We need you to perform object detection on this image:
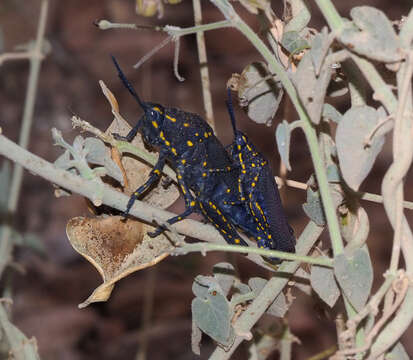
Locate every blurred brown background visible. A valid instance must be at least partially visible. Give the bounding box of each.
[1,0,412,359]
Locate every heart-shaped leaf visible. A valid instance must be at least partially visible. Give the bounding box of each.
[339,6,402,63]
[302,187,326,226]
[334,247,373,311]
[275,120,292,171]
[192,285,233,346]
[293,53,332,124]
[311,262,340,307]
[310,27,331,75]
[336,106,386,191]
[238,62,284,126]
[213,262,236,297]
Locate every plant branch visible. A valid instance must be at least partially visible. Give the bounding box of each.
[0,0,49,278]
[173,242,333,267]
[209,221,324,359]
[192,0,215,128]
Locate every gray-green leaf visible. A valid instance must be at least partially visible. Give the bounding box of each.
[275,120,292,171]
[284,0,311,33]
[310,27,331,75]
[302,187,326,226]
[323,103,342,124]
[213,262,236,297]
[311,262,340,307]
[0,160,11,209]
[336,106,385,191]
[281,31,309,54]
[192,285,233,346]
[334,247,373,311]
[293,53,332,124]
[385,342,410,360]
[238,62,283,126]
[338,6,402,63]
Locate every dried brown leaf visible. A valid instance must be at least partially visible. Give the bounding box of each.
[67,216,176,308]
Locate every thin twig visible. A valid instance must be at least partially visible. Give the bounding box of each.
[173,242,333,267]
[192,0,215,128]
[0,0,49,278]
[0,52,34,65]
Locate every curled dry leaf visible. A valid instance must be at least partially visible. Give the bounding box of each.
[67,216,175,308]
[101,81,179,209]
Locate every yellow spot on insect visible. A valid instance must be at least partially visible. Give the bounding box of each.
[204,132,208,138]
[181,159,186,165]
[203,161,207,167]
[195,133,199,137]
[208,132,212,136]
[242,136,246,142]
[228,234,232,238]
[171,148,177,155]
[178,216,182,220]
[258,236,261,240]
[166,115,176,122]
[237,145,241,151]
[154,169,160,175]
[241,197,246,201]
[268,234,272,239]
[247,144,252,152]
[251,182,256,187]
[153,106,163,113]
[187,140,194,147]
[226,166,231,171]
[160,131,165,140]
[254,176,258,181]
[212,203,217,209]
[202,173,207,177]
[190,201,196,207]
[235,239,240,244]
[242,170,246,174]
[183,123,189,127]
[260,245,264,248]
[165,140,170,146]
[217,209,222,215]
[152,121,158,128]
[249,194,252,199]
[208,201,212,205]
[251,163,256,167]
[134,192,138,195]
[177,174,182,179]
[226,188,231,193]
[222,229,227,234]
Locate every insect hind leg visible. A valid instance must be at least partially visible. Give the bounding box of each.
[148,206,196,238]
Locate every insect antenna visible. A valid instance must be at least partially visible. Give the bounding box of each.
[111,55,148,111]
[225,87,238,137]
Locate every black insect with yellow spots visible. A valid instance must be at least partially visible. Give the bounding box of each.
[225,88,296,253]
[111,57,249,246]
